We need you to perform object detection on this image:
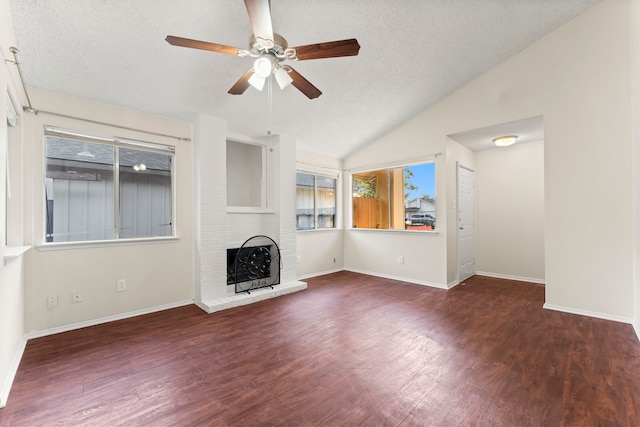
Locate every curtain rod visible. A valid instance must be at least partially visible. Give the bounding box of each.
[33,110,191,142]
[5,46,191,143]
[296,161,343,172]
[346,152,442,174]
[5,47,34,112]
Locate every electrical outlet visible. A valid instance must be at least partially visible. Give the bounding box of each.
[47,296,58,309]
[397,256,405,264]
[72,291,81,303]
[296,256,302,264]
[116,279,127,292]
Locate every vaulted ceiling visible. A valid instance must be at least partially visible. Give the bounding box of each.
[9,0,600,158]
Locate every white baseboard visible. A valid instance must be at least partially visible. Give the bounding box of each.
[297,268,344,280]
[344,268,448,290]
[447,280,461,289]
[476,271,545,285]
[0,336,27,408]
[543,303,634,325]
[25,300,194,340]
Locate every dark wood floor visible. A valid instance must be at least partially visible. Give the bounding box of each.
[2,272,640,426]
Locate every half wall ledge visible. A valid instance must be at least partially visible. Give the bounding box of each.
[196,280,307,314]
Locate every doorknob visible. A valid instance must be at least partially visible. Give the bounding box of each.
[459,227,464,230]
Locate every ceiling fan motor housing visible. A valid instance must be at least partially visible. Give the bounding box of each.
[249,33,296,62]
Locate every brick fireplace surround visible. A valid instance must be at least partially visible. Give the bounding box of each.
[191,114,306,313]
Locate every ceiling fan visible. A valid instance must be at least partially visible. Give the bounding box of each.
[165,0,360,99]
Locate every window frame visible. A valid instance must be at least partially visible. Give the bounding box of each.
[296,170,338,231]
[42,126,176,245]
[350,160,436,233]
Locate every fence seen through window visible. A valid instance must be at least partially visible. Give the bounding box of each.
[352,162,435,231]
[296,172,337,230]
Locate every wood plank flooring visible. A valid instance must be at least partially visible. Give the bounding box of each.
[1,271,640,426]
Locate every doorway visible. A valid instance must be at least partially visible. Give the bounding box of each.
[457,164,476,282]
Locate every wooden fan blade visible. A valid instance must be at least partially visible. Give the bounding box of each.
[228,69,254,95]
[244,0,274,48]
[165,35,241,56]
[285,66,322,99]
[292,38,361,61]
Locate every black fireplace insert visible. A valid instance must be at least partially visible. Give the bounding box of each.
[227,235,281,293]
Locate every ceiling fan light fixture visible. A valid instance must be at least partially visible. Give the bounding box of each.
[165,0,360,99]
[253,57,273,78]
[274,66,292,89]
[248,72,266,90]
[493,135,517,147]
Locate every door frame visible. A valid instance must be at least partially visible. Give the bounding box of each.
[457,162,477,282]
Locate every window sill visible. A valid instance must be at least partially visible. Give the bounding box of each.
[37,236,179,252]
[347,228,439,235]
[227,207,275,214]
[297,228,342,233]
[4,246,31,266]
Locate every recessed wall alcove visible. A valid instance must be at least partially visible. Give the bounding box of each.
[192,114,306,313]
[226,139,265,208]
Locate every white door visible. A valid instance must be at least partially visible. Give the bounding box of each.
[458,164,476,281]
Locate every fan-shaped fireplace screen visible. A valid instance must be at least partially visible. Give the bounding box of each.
[227,235,281,294]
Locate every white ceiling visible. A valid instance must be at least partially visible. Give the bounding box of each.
[9,0,599,158]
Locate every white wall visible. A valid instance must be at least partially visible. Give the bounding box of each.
[539,1,631,319]
[0,0,27,407]
[344,0,633,319]
[22,88,194,332]
[0,257,25,408]
[476,141,545,282]
[342,118,449,287]
[632,0,640,335]
[297,230,343,278]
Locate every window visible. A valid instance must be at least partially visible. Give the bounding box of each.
[296,171,337,230]
[352,162,435,231]
[44,128,174,243]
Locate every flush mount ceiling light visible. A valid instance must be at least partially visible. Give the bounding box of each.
[493,135,517,147]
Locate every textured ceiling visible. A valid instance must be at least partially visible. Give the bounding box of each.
[9,0,600,158]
